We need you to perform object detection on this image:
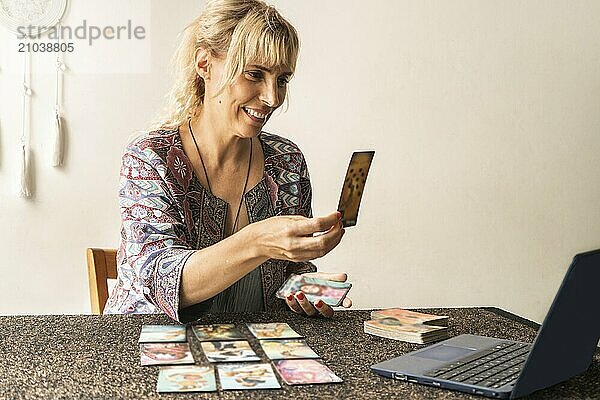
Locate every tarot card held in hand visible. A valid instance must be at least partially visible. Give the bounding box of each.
[200,341,260,363]
[337,151,374,227]
[156,365,216,392]
[138,325,187,343]
[192,324,245,341]
[276,274,352,306]
[260,339,320,360]
[140,343,195,366]
[273,359,343,385]
[217,363,281,390]
[246,323,303,339]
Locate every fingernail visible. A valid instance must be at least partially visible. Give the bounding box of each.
[315,300,323,308]
[296,292,305,301]
[286,294,294,301]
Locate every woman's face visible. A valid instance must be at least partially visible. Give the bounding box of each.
[206,56,292,138]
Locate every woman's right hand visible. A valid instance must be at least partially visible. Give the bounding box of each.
[250,211,344,262]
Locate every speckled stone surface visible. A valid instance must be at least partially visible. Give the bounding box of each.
[0,308,598,399]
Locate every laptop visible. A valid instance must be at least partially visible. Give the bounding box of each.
[371,249,600,399]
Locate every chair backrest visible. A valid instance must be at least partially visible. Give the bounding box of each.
[86,248,118,314]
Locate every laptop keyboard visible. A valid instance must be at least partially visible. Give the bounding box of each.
[424,342,532,389]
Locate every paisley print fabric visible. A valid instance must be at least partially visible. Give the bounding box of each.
[104,128,317,322]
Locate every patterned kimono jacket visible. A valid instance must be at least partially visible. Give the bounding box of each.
[104,128,316,323]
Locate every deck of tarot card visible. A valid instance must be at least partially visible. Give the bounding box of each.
[364,308,449,344]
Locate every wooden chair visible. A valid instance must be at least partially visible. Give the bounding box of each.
[86,248,118,314]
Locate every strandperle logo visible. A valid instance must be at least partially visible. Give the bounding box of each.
[17,20,146,46]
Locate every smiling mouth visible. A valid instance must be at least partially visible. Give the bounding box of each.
[243,107,269,123]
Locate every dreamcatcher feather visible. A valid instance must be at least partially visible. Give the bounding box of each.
[52,21,66,167]
[20,49,32,198]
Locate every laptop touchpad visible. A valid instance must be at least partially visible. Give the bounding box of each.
[414,345,475,362]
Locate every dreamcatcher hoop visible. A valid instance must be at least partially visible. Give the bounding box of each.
[0,0,67,36]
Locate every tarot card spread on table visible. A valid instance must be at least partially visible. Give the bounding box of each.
[260,339,320,360]
[157,365,216,392]
[218,363,281,390]
[138,325,187,343]
[192,324,245,341]
[273,359,343,385]
[140,343,195,366]
[200,341,260,363]
[246,323,303,339]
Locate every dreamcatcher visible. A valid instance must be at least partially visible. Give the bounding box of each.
[0,0,68,197]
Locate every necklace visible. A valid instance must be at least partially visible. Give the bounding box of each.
[188,118,253,235]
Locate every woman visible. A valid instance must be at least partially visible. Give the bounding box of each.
[105,0,351,323]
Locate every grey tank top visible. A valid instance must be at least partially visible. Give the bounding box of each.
[207,265,264,312]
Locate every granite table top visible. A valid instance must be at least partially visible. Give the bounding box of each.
[0,308,598,399]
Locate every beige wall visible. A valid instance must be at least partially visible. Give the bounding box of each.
[1,0,599,323]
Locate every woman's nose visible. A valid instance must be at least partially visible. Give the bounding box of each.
[259,81,280,108]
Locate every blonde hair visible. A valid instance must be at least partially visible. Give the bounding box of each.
[152,0,300,130]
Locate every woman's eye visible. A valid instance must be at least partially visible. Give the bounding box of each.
[246,71,263,80]
[277,78,289,87]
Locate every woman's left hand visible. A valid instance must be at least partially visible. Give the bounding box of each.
[284,272,353,318]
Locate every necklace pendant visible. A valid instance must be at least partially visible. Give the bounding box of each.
[188,118,253,237]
